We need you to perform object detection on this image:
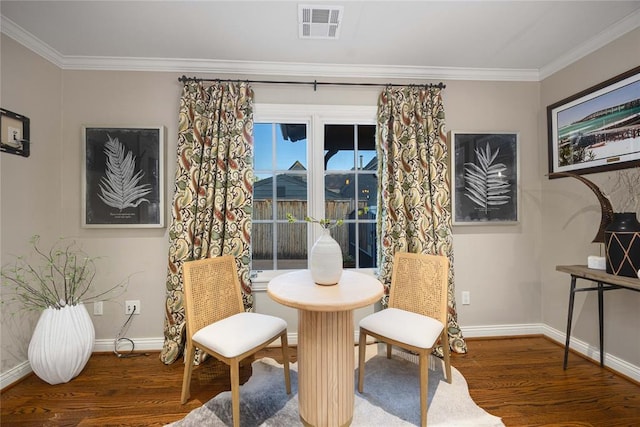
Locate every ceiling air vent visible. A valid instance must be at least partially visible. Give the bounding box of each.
[299,4,343,39]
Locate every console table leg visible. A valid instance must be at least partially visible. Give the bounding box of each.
[564,276,577,370]
[598,281,604,367]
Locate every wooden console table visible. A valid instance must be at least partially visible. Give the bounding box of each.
[556,265,640,369]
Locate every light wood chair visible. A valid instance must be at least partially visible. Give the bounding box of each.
[358,252,451,427]
[180,255,291,427]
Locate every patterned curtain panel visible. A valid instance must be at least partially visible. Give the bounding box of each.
[160,81,255,364]
[376,86,467,355]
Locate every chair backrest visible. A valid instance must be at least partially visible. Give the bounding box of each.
[182,256,245,336]
[388,252,449,325]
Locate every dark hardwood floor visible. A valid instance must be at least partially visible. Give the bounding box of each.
[1,336,638,426]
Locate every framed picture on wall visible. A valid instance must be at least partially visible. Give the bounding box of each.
[1,108,30,157]
[449,131,519,225]
[547,65,640,177]
[82,126,165,228]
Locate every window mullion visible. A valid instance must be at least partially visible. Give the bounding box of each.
[271,123,279,270]
[309,114,325,245]
[353,124,360,267]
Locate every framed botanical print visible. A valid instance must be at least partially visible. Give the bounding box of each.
[82,126,165,228]
[450,131,519,225]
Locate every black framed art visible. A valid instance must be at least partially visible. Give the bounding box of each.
[547,65,640,177]
[450,131,519,225]
[82,126,165,228]
[1,108,30,157]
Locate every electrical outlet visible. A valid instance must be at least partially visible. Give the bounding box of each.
[8,126,21,142]
[6,126,22,148]
[462,291,471,305]
[125,300,141,315]
[93,301,103,315]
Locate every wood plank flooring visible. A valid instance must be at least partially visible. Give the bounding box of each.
[1,336,638,426]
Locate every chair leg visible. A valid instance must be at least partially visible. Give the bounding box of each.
[442,331,452,384]
[386,343,392,359]
[180,343,196,404]
[280,331,292,394]
[357,329,367,393]
[419,351,429,427]
[230,361,241,427]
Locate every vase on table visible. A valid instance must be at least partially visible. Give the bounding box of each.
[604,212,640,278]
[309,229,343,285]
[28,303,95,385]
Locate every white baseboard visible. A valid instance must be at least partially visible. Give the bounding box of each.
[460,322,639,382]
[461,322,545,338]
[540,324,640,382]
[4,323,638,388]
[0,360,32,390]
[0,338,166,390]
[94,337,165,354]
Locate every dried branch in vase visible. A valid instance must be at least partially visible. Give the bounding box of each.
[604,167,640,214]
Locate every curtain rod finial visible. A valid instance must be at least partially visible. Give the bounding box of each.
[178,75,201,83]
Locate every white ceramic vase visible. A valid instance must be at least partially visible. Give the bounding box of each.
[28,303,95,385]
[310,229,343,285]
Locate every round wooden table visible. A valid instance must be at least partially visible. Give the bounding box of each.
[267,270,383,427]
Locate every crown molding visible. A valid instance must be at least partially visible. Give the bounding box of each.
[60,55,541,82]
[1,15,64,68]
[539,8,640,80]
[2,10,639,83]
[0,14,539,81]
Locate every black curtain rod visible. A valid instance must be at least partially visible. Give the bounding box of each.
[177,75,445,91]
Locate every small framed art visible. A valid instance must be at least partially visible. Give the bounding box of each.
[1,108,30,157]
[450,131,519,225]
[82,126,165,228]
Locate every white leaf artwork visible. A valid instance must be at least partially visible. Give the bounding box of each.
[463,143,511,214]
[98,135,152,211]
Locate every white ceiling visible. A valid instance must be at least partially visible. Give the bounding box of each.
[1,1,639,81]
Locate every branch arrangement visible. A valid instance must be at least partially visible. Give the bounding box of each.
[1,235,128,311]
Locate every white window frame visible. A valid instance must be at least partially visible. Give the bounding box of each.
[252,104,378,285]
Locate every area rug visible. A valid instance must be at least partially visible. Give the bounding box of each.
[167,350,504,427]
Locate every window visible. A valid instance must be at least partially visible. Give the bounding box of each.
[324,124,377,268]
[252,121,309,271]
[252,105,378,274]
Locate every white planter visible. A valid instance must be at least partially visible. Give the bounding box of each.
[310,230,343,285]
[28,303,95,385]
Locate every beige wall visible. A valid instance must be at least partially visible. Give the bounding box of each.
[446,80,542,327]
[60,71,179,342]
[1,35,64,372]
[540,28,640,366]
[1,27,638,379]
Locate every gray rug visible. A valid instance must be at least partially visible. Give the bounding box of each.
[167,354,504,427]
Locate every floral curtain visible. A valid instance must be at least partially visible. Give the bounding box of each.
[160,81,255,364]
[376,86,467,354]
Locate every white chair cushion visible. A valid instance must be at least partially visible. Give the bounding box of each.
[359,307,443,349]
[192,312,287,358]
